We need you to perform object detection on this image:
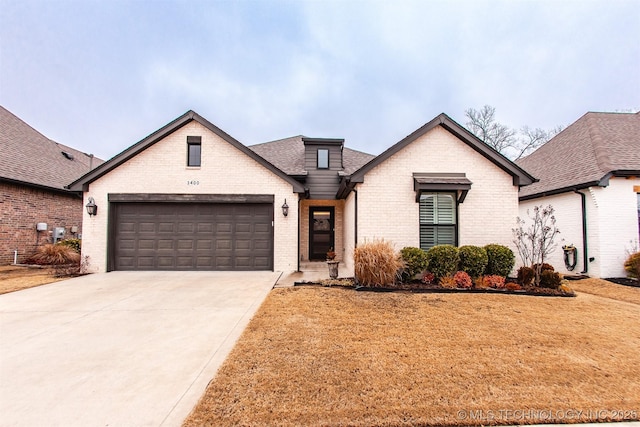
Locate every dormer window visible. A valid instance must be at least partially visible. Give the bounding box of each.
[317,149,329,169]
[187,136,201,167]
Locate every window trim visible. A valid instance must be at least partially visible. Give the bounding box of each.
[419,192,459,250]
[317,148,329,169]
[187,136,202,167]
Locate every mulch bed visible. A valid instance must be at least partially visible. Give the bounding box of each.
[605,277,640,287]
[295,279,575,297]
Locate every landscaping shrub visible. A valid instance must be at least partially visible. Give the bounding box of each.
[425,245,459,279]
[624,252,640,279]
[399,247,429,282]
[354,239,404,287]
[483,275,506,289]
[506,282,522,291]
[421,271,435,285]
[458,245,488,278]
[532,263,555,272]
[474,277,488,289]
[453,271,472,288]
[484,244,515,277]
[539,270,562,289]
[439,276,457,289]
[517,266,535,286]
[56,238,81,253]
[27,244,81,265]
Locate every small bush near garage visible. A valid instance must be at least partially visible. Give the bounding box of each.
[425,245,459,280]
[26,244,80,265]
[458,245,488,278]
[354,239,404,287]
[399,247,428,281]
[56,238,81,253]
[482,274,506,289]
[624,252,640,279]
[539,270,562,289]
[484,244,515,277]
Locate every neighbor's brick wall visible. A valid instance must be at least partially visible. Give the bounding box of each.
[82,121,299,273]
[354,126,520,268]
[0,181,83,265]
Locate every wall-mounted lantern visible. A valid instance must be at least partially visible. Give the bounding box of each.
[86,197,98,216]
[281,199,289,217]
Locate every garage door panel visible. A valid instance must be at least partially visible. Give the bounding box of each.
[112,202,273,271]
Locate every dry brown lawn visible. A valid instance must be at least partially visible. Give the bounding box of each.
[185,281,640,427]
[0,265,64,294]
[569,277,640,305]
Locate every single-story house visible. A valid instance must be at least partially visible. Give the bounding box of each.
[0,105,103,265]
[517,111,640,278]
[68,110,535,274]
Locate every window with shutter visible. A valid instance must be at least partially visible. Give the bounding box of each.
[419,192,457,250]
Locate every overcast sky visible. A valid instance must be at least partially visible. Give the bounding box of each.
[1,0,638,161]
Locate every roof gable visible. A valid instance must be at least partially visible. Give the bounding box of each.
[349,113,536,186]
[68,111,306,193]
[517,111,640,200]
[0,105,103,192]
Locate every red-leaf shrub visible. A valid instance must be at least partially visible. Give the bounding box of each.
[421,271,435,285]
[453,271,472,288]
[483,275,506,289]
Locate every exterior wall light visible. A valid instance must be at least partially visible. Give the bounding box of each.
[282,199,289,217]
[86,197,98,216]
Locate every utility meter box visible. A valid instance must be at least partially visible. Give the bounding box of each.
[36,223,48,231]
[53,227,65,243]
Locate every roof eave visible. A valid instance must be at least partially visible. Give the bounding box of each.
[68,111,306,194]
[2,177,82,197]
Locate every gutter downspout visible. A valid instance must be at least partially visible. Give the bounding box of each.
[297,196,301,272]
[353,188,358,249]
[574,189,588,274]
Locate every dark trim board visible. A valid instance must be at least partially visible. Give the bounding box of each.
[108,193,275,203]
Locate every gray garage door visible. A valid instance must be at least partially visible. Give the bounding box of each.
[111,203,273,271]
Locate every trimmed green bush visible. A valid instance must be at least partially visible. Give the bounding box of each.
[484,244,515,277]
[425,245,459,279]
[399,247,429,282]
[539,270,562,289]
[458,245,488,278]
[624,252,640,279]
[517,266,535,286]
[56,238,81,253]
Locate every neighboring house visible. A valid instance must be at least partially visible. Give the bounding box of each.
[517,111,640,278]
[68,110,535,274]
[0,106,103,265]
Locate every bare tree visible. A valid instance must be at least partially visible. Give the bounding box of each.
[512,205,561,286]
[465,105,562,160]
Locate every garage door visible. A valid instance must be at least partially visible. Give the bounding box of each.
[111,202,273,271]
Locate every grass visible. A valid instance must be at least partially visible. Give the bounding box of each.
[0,265,64,294]
[185,281,640,426]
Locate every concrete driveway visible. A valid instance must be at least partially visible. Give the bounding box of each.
[0,271,279,426]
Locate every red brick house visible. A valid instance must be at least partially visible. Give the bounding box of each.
[0,106,103,264]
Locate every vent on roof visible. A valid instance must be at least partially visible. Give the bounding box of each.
[61,151,74,160]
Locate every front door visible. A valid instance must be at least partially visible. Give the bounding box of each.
[309,207,334,260]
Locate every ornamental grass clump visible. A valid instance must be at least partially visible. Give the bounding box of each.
[27,244,81,265]
[458,245,488,278]
[354,239,404,287]
[399,247,429,282]
[624,252,640,279]
[425,245,459,279]
[484,244,515,277]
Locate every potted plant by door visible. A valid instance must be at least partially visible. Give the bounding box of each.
[326,248,339,279]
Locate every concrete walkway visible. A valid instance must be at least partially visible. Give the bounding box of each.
[0,271,279,427]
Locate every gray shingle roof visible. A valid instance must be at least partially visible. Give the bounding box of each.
[0,106,104,192]
[517,111,640,199]
[249,136,375,175]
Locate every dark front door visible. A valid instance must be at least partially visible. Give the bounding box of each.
[309,207,334,260]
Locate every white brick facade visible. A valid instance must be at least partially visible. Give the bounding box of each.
[81,121,299,273]
[519,177,640,278]
[343,126,521,269]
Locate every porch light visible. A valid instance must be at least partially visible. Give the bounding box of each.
[86,197,98,216]
[281,199,289,217]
